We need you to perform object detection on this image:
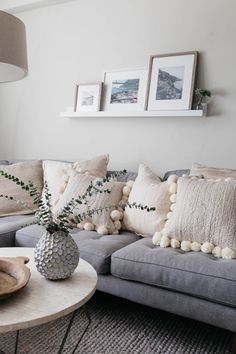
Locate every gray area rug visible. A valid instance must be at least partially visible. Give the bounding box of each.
[0,292,231,354]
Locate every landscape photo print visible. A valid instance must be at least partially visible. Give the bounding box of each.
[75,83,103,112]
[146,52,198,110]
[104,69,148,111]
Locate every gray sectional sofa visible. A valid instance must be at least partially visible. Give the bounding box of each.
[1,160,236,339]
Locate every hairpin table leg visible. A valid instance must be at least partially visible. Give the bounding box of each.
[71,305,91,354]
[58,305,91,354]
[14,331,19,354]
[58,310,77,354]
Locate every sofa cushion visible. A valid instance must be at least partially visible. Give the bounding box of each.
[0,214,36,247]
[16,225,140,274]
[111,237,236,307]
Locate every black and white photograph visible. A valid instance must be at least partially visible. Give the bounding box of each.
[104,69,148,111]
[146,52,197,110]
[156,66,184,100]
[75,83,103,112]
[110,79,140,104]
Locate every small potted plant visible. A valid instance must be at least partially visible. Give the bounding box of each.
[195,88,211,114]
[0,170,155,280]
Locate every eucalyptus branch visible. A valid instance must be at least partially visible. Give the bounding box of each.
[0,194,35,212]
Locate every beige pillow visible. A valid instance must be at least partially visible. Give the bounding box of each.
[42,154,109,206]
[53,171,125,235]
[123,164,171,237]
[191,163,236,179]
[154,176,236,259]
[0,160,43,216]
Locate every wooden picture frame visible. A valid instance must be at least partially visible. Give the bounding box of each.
[146,51,198,111]
[74,82,103,112]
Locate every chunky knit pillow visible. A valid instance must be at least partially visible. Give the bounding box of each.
[153,175,236,259]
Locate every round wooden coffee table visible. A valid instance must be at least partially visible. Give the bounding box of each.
[0,248,97,354]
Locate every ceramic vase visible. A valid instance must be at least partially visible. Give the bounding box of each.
[34,231,79,280]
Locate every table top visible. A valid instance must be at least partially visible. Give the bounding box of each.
[0,248,97,333]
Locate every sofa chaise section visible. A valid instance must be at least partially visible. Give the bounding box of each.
[15,224,140,274]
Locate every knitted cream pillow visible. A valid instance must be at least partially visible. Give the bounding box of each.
[42,154,109,206]
[191,163,236,179]
[123,164,171,237]
[53,171,126,235]
[0,160,43,216]
[153,176,236,259]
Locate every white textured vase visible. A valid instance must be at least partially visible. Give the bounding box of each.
[34,231,79,280]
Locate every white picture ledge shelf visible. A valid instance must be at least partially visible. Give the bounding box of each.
[60,110,204,118]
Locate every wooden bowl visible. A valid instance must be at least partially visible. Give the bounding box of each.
[0,256,31,300]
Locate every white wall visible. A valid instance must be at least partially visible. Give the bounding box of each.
[0,0,235,176]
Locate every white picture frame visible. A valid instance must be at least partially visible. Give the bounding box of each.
[146,52,198,111]
[103,68,148,111]
[75,82,103,112]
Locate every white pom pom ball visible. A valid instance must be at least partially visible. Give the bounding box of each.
[170,194,177,203]
[167,175,178,185]
[170,204,176,211]
[212,246,222,258]
[97,225,109,235]
[110,210,122,221]
[114,220,122,230]
[84,222,95,231]
[160,236,170,248]
[169,183,177,194]
[191,242,201,252]
[201,242,214,254]
[123,186,131,196]
[170,238,180,249]
[152,232,162,245]
[222,247,236,259]
[181,240,191,252]
[167,211,173,220]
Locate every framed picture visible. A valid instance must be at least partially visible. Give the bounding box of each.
[103,68,148,111]
[74,82,103,112]
[146,52,198,111]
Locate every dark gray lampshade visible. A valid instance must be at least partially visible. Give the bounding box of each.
[0,11,28,82]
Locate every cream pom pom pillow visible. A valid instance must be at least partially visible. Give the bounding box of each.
[123,164,171,237]
[153,175,236,259]
[53,171,125,235]
[42,154,109,206]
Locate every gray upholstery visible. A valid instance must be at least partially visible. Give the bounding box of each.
[97,275,236,332]
[0,214,36,247]
[16,225,140,274]
[111,237,236,307]
[163,169,190,181]
[107,170,137,182]
[0,160,9,165]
